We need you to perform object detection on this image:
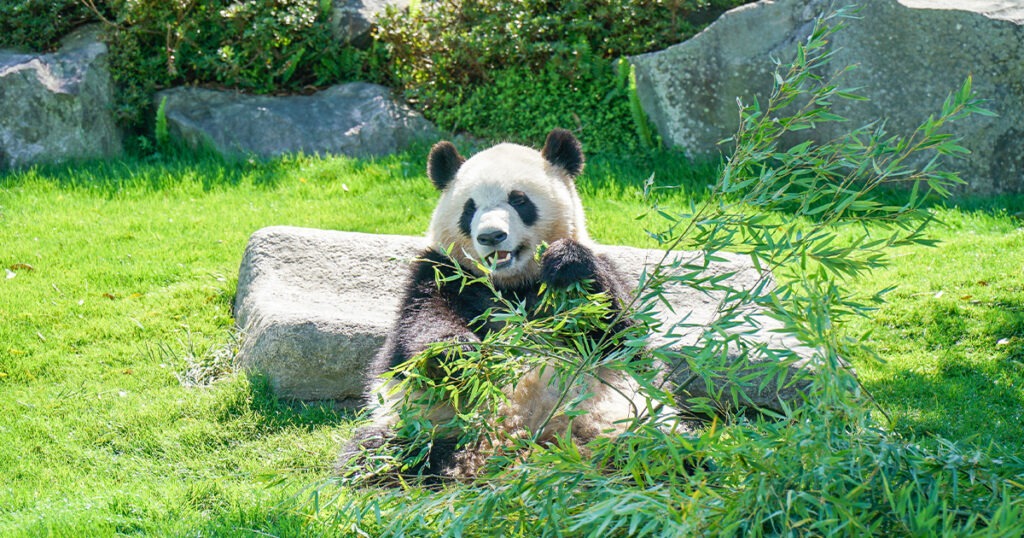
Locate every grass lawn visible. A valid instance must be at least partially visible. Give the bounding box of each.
[1,146,1022,535]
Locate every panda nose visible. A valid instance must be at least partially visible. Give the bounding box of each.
[476,230,508,246]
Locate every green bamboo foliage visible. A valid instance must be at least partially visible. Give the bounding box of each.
[323,8,1021,537]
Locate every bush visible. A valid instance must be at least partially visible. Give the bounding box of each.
[2,0,749,153]
[377,0,749,152]
[0,0,101,51]
[430,59,634,150]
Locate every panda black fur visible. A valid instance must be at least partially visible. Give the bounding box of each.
[340,129,648,479]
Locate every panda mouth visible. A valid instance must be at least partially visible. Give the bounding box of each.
[483,246,525,271]
[485,250,515,270]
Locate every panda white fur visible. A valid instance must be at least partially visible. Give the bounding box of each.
[340,129,650,479]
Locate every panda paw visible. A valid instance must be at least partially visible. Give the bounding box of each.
[336,425,395,473]
[541,239,599,288]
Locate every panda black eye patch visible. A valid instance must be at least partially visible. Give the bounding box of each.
[459,198,476,237]
[508,190,537,225]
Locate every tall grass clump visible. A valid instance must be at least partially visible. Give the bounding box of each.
[316,9,1022,536]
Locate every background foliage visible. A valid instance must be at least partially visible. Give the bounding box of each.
[377,0,747,151]
[0,0,747,151]
[0,0,97,51]
[0,0,386,133]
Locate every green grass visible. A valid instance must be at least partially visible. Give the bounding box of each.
[845,211,1024,445]
[0,147,1022,535]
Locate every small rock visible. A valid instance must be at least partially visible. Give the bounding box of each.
[329,0,411,46]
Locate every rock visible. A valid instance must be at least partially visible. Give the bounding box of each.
[234,226,819,412]
[329,0,410,46]
[0,25,123,168]
[156,82,438,159]
[234,227,423,402]
[631,0,1024,196]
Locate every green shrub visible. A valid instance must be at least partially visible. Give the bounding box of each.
[376,0,749,152]
[3,0,748,152]
[0,0,103,51]
[429,58,631,150]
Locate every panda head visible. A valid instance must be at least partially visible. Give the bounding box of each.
[425,129,592,288]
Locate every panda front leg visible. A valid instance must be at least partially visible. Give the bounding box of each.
[394,290,484,376]
[537,238,652,444]
[377,293,483,423]
[339,278,483,477]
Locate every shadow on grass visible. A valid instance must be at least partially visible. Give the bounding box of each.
[238,374,358,432]
[871,183,1024,224]
[582,148,721,202]
[166,480,346,538]
[0,151,284,193]
[185,511,342,538]
[4,137,1022,223]
[181,493,350,538]
[863,297,1024,446]
[865,364,1024,447]
[0,141,725,200]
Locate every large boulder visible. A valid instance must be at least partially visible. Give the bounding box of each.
[234,226,817,411]
[329,0,410,45]
[156,82,438,159]
[0,25,123,168]
[631,0,1024,195]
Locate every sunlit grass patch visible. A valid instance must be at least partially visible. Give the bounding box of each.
[0,139,1022,533]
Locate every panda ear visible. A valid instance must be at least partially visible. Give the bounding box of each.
[427,141,465,191]
[541,128,584,177]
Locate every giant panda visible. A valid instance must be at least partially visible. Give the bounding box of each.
[340,129,653,479]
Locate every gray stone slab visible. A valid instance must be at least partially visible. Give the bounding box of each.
[156,82,438,159]
[234,226,818,411]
